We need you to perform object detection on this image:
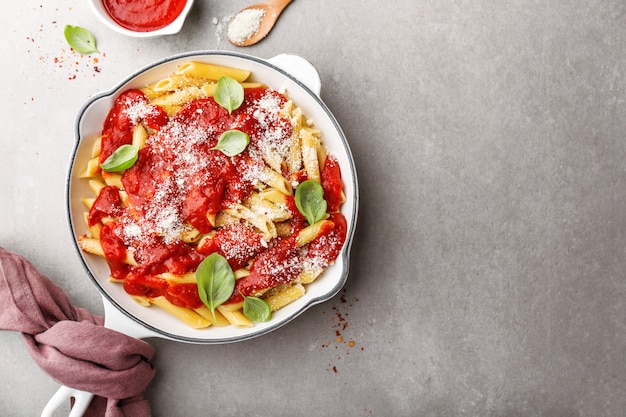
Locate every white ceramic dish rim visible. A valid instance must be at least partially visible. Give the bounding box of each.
[66,50,359,344]
[87,0,195,38]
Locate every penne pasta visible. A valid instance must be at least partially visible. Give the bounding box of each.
[194,306,231,326]
[131,295,151,307]
[91,136,102,158]
[78,236,105,257]
[88,178,106,196]
[296,219,333,247]
[259,166,293,195]
[245,192,291,222]
[76,60,347,330]
[174,61,251,82]
[257,188,288,205]
[78,236,137,266]
[81,197,95,210]
[148,82,265,108]
[150,296,211,329]
[223,203,277,240]
[153,74,208,92]
[80,156,100,178]
[149,86,207,108]
[82,212,101,239]
[157,272,197,284]
[264,283,305,312]
[132,124,148,149]
[103,173,123,188]
[217,305,253,327]
[301,128,321,182]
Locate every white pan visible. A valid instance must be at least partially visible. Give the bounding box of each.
[43,51,358,416]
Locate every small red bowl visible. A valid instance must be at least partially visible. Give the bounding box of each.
[87,0,195,38]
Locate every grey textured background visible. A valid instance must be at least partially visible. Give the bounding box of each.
[1,0,626,416]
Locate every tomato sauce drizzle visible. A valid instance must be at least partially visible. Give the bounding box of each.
[321,155,344,213]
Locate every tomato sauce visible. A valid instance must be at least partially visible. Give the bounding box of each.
[321,155,344,213]
[103,0,188,32]
[92,84,347,310]
[88,185,122,227]
[227,235,302,305]
[307,213,348,264]
[123,273,204,309]
[99,223,129,279]
[100,92,137,163]
[198,223,265,270]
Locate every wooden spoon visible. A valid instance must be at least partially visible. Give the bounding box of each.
[227,0,293,46]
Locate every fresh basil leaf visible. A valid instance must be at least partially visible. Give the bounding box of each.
[100,144,138,172]
[243,296,272,322]
[212,130,250,156]
[214,76,244,113]
[64,25,99,54]
[196,253,235,315]
[295,180,327,226]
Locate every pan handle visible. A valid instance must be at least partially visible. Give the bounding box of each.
[267,54,322,97]
[41,295,158,416]
[40,386,93,417]
[101,295,161,339]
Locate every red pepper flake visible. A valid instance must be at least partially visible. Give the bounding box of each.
[321,289,363,374]
[26,19,105,81]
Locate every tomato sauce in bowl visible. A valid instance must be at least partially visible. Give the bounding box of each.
[102,0,188,32]
[87,0,193,37]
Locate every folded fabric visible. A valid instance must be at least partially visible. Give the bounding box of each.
[0,247,155,417]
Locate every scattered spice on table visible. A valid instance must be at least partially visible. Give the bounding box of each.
[24,11,104,81]
[320,289,363,373]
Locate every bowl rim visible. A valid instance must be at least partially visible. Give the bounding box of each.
[66,50,359,344]
[86,0,195,38]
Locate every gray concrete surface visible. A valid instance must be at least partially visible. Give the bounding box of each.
[1,0,626,416]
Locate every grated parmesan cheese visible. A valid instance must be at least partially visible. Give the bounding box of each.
[227,8,265,45]
[118,88,296,249]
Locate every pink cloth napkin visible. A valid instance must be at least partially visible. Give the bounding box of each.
[0,247,155,416]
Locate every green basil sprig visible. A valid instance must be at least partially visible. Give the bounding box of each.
[64,25,99,54]
[213,130,250,156]
[295,180,327,226]
[196,253,235,316]
[214,76,244,113]
[243,296,272,322]
[100,144,139,172]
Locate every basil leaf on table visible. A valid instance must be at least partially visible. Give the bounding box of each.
[63,25,99,54]
[196,253,235,316]
[243,296,272,322]
[295,180,328,226]
[214,76,244,113]
[100,144,139,172]
[212,130,250,156]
